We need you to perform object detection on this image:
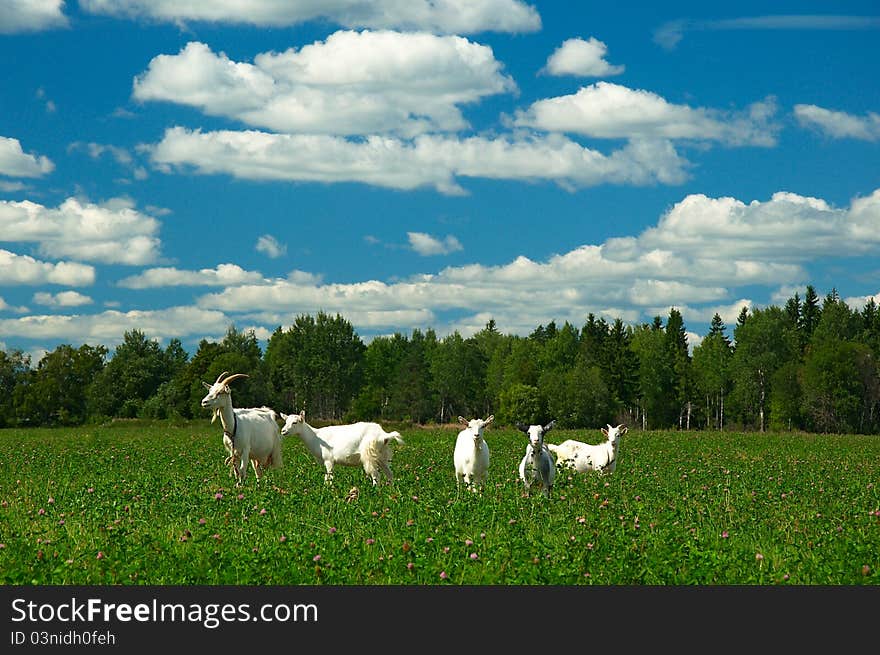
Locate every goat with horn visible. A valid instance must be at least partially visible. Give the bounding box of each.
[200,371,284,485]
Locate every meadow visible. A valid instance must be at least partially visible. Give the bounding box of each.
[0,421,877,585]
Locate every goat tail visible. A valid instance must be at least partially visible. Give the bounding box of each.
[363,429,402,458]
[362,433,390,468]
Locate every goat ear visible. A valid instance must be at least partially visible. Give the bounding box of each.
[543,420,556,432]
[280,412,288,420]
[515,422,529,434]
[601,426,609,436]
[458,416,468,425]
[299,410,306,419]
[618,424,628,434]
[485,415,494,425]
[202,381,211,390]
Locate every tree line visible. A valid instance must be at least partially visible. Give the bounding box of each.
[1,285,879,434]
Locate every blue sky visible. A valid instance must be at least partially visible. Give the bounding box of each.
[1,1,879,362]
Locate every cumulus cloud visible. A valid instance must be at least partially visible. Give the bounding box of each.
[515,82,779,146]
[256,235,286,259]
[0,136,55,178]
[0,296,29,314]
[9,187,880,346]
[408,232,463,256]
[637,188,880,261]
[654,15,880,50]
[0,0,67,33]
[185,187,880,340]
[844,291,880,312]
[0,249,95,286]
[81,0,541,33]
[149,126,689,194]
[794,104,880,141]
[33,290,93,307]
[661,299,753,329]
[132,34,516,137]
[0,306,230,347]
[0,197,162,265]
[543,37,624,77]
[118,264,265,289]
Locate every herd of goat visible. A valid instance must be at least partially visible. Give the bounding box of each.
[201,371,627,497]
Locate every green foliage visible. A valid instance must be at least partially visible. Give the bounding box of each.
[692,314,732,430]
[14,344,106,426]
[3,294,880,434]
[801,341,874,433]
[0,349,30,427]
[631,324,673,429]
[730,306,792,431]
[387,329,435,424]
[429,331,486,422]
[498,383,544,426]
[87,330,183,419]
[541,360,613,428]
[265,312,364,419]
[769,361,802,431]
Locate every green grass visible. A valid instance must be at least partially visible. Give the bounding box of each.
[0,422,877,585]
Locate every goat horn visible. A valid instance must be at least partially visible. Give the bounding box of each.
[215,371,230,384]
[218,373,249,387]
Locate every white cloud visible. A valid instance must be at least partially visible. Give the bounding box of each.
[408,232,463,256]
[543,37,624,77]
[515,82,779,146]
[0,197,162,265]
[133,34,516,137]
[68,141,134,165]
[0,136,55,178]
[794,104,880,141]
[661,299,753,329]
[247,308,436,331]
[654,15,880,50]
[118,264,265,289]
[0,180,27,192]
[638,188,880,261]
[185,187,879,340]
[149,126,689,194]
[8,187,879,346]
[0,296,29,313]
[0,249,95,286]
[0,306,230,346]
[844,292,880,312]
[33,290,93,307]
[256,235,286,259]
[0,0,67,33]
[81,0,541,33]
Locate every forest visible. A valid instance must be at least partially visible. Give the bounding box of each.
[1,285,879,434]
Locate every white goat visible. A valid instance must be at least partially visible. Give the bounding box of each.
[547,424,628,475]
[200,372,283,485]
[453,415,493,491]
[517,420,557,498]
[279,411,404,486]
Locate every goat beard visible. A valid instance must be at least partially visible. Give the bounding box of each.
[211,409,220,424]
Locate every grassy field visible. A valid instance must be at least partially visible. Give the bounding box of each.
[0,421,877,585]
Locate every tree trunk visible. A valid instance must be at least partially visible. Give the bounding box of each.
[758,370,765,433]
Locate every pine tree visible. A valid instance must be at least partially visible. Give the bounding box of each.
[800,285,821,339]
